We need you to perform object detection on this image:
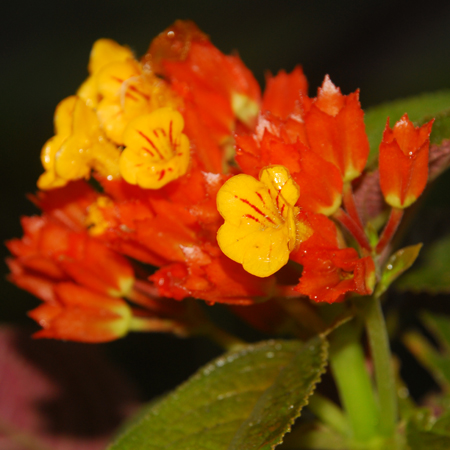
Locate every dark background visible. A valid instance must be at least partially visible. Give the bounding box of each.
[2,0,450,404]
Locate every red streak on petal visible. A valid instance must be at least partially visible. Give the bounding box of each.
[280,204,286,215]
[158,170,165,181]
[111,76,125,83]
[128,84,150,101]
[276,191,281,209]
[137,130,164,159]
[125,92,138,102]
[141,147,155,157]
[236,196,276,225]
[243,214,262,224]
[256,192,265,204]
[169,120,173,145]
[168,167,173,172]
[153,129,159,138]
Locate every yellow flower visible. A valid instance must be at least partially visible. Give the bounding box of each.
[216,165,313,277]
[95,59,154,145]
[120,107,190,189]
[38,97,121,189]
[77,39,135,109]
[38,96,77,189]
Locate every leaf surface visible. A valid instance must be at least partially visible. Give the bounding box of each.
[109,337,328,450]
[375,244,422,297]
[397,235,450,294]
[406,409,450,450]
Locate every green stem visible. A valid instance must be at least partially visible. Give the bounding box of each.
[329,320,379,443]
[362,295,398,438]
[199,323,246,351]
[308,392,349,436]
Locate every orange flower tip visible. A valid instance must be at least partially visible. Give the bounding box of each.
[217,165,313,278]
[231,92,260,128]
[380,114,433,209]
[316,75,344,117]
[255,115,281,141]
[120,107,190,189]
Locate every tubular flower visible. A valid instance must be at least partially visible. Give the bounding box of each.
[217,165,313,277]
[379,114,434,209]
[120,107,190,189]
[28,283,132,343]
[304,75,370,182]
[6,215,135,298]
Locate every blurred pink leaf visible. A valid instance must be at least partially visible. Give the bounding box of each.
[0,326,139,450]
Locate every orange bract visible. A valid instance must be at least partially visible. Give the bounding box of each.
[379,114,433,209]
[304,76,370,182]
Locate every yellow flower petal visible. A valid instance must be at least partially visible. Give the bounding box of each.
[97,60,144,100]
[54,96,77,136]
[37,96,79,190]
[217,220,291,278]
[120,107,190,189]
[96,96,151,146]
[216,165,312,277]
[77,76,99,109]
[78,39,135,109]
[88,39,134,75]
[53,98,120,181]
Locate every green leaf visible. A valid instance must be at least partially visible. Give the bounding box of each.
[364,90,450,167]
[406,409,450,450]
[423,312,450,353]
[426,110,450,146]
[375,244,423,297]
[403,331,450,390]
[397,235,450,294]
[109,337,328,450]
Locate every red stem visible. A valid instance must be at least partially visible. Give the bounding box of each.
[342,182,365,231]
[333,208,371,251]
[133,279,160,297]
[375,207,404,254]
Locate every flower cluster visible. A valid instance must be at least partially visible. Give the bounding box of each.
[7,21,433,342]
